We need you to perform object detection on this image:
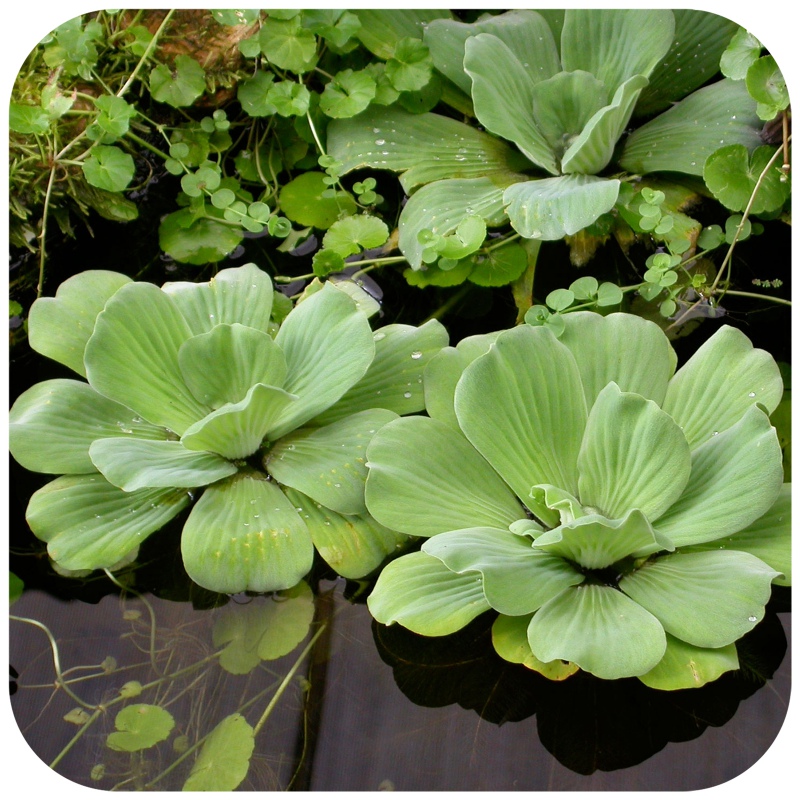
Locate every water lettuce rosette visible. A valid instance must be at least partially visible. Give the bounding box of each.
[9,264,447,593]
[365,312,790,689]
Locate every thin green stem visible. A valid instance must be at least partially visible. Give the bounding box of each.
[117,9,176,98]
[36,161,58,296]
[423,284,472,323]
[125,130,170,161]
[722,289,791,306]
[49,709,103,769]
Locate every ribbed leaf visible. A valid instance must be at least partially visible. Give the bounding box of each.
[267,409,397,515]
[464,34,558,173]
[577,383,691,521]
[654,406,783,547]
[327,105,529,193]
[619,550,779,648]
[9,379,169,474]
[26,474,190,571]
[638,633,739,691]
[89,438,237,491]
[561,9,674,94]
[661,325,783,449]
[365,416,524,537]
[316,320,449,422]
[284,487,408,579]
[271,284,374,438]
[620,78,763,176]
[455,324,587,498]
[398,175,518,269]
[181,384,297,460]
[528,584,667,679]
[504,174,620,240]
[558,311,677,408]
[355,9,451,60]
[492,614,579,679]
[181,473,314,593]
[27,270,131,377]
[367,551,491,636]
[161,263,274,336]
[84,282,210,435]
[178,324,287,408]
[423,526,584,616]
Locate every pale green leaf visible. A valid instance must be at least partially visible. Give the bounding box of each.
[84,282,210,435]
[27,270,131,377]
[107,704,175,752]
[319,68,376,118]
[82,145,135,192]
[365,416,524,537]
[504,174,620,240]
[720,27,763,81]
[27,474,190,571]
[259,17,317,73]
[619,550,779,648]
[181,473,314,593]
[279,172,357,229]
[492,614,579,679]
[149,55,206,106]
[9,379,169,474]
[528,584,667,679]
[558,311,677,408]
[422,527,584,616]
[661,325,783,449]
[385,37,432,92]
[355,9,451,60]
[638,633,739,690]
[367,551,490,636]
[161,263,274,336]
[267,409,397,515]
[322,215,388,257]
[182,714,255,791]
[89,438,237,491]
[577,383,691,521]
[159,210,244,265]
[455,324,587,498]
[654,406,783,547]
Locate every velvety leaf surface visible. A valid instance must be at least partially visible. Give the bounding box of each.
[491,614,579,679]
[181,473,314,593]
[27,270,131,377]
[619,550,779,648]
[89,438,237,491]
[27,474,190,570]
[529,484,584,527]
[107,704,175,752]
[464,34,558,173]
[527,584,667,679]
[680,483,791,585]
[271,284,374,438]
[422,527,584,615]
[558,312,677,408]
[637,633,739,691]
[577,383,691,521]
[532,511,670,569]
[178,324,287,408]
[398,176,518,269]
[653,406,783,547]
[161,263,274,336]
[84,281,210,435]
[503,174,620,240]
[316,320,449,422]
[619,78,763,176]
[560,8,674,94]
[285,487,408,578]
[9,379,169,474]
[455,325,587,498]
[212,582,314,674]
[367,551,491,636]
[661,325,784,449]
[181,384,298,460]
[327,105,529,193]
[182,714,255,791]
[267,409,397,515]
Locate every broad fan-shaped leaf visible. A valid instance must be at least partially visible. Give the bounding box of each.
[619,550,779,649]
[368,551,491,636]
[422,526,584,616]
[27,270,131,377]
[161,263,274,336]
[638,633,739,691]
[355,9,451,61]
[577,383,691,521]
[107,704,175,752]
[259,16,317,73]
[365,416,523,537]
[182,714,255,792]
[528,584,667,679]
[89,438,237,491]
[9,379,169,474]
[27,474,190,571]
[181,473,314,593]
[504,174,620,240]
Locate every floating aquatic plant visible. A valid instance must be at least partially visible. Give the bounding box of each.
[9,264,447,592]
[365,312,790,689]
